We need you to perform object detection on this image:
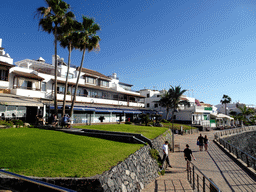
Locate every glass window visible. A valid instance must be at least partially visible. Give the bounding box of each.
[147,94,150,98]
[147,103,150,107]
[101,80,109,87]
[154,104,158,108]
[86,77,95,84]
[42,82,46,91]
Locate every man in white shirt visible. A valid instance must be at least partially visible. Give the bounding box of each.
[162,141,172,169]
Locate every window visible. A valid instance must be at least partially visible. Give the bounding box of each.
[65,72,73,79]
[154,104,158,108]
[86,77,96,84]
[147,94,150,98]
[42,82,46,92]
[0,70,8,81]
[157,95,160,97]
[100,80,109,87]
[147,103,150,107]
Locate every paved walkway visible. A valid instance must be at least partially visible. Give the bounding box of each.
[142,130,256,192]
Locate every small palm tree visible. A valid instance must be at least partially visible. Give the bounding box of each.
[159,86,189,152]
[220,94,231,115]
[69,16,101,117]
[36,0,74,115]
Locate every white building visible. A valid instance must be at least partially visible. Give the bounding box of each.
[140,89,222,128]
[0,38,148,124]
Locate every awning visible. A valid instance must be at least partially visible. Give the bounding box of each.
[73,107,95,111]
[95,109,113,113]
[123,110,142,114]
[216,114,234,120]
[12,71,45,81]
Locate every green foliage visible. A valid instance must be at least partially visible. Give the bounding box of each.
[0,128,143,177]
[73,124,168,140]
[0,120,14,127]
[150,149,162,167]
[11,119,24,126]
[161,119,169,123]
[139,114,150,126]
[125,121,132,124]
[159,169,165,175]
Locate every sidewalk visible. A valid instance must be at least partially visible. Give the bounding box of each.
[142,130,256,192]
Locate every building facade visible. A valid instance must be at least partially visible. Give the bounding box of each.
[0,38,148,124]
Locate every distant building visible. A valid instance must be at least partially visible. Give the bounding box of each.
[139,89,234,128]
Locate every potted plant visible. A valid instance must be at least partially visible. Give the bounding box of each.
[99,116,105,122]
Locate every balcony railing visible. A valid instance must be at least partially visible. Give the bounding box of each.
[0,76,8,81]
[13,86,41,91]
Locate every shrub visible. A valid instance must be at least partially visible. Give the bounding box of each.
[11,119,24,126]
[161,119,169,123]
[125,121,132,124]
[99,116,105,122]
[150,148,162,167]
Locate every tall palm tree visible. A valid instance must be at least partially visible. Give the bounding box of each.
[220,94,231,115]
[69,16,101,117]
[58,20,81,116]
[159,91,172,120]
[36,0,74,116]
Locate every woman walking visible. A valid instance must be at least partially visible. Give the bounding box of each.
[204,135,209,151]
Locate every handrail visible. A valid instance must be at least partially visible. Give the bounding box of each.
[0,169,76,192]
[187,161,221,192]
[215,131,256,170]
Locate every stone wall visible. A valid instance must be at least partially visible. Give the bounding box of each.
[0,129,172,191]
[222,131,256,158]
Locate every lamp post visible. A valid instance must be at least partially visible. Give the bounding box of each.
[191,112,193,134]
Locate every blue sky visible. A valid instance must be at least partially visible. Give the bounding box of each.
[1,0,256,105]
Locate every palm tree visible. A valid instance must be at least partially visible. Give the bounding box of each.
[69,16,101,117]
[58,20,81,116]
[158,91,172,120]
[220,94,231,115]
[159,86,189,152]
[36,0,74,116]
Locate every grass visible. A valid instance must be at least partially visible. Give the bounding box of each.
[0,128,144,177]
[161,122,197,130]
[73,124,168,139]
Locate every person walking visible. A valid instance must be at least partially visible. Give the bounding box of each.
[184,144,196,171]
[204,135,209,151]
[197,133,204,151]
[162,141,172,169]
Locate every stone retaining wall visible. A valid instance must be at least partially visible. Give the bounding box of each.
[0,129,172,191]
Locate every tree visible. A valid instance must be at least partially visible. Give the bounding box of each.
[220,94,231,115]
[58,19,81,116]
[69,16,100,117]
[159,86,190,152]
[36,0,74,116]
[158,91,172,120]
[238,105,255,123]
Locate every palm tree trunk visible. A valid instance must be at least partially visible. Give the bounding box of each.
[62,43,71,116]
[70,47,86,117]
[225,103,226,115]
[166,107,169,120]
[54,26,58,116]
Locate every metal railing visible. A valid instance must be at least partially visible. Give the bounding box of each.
[187,161,221,192]
[214,127,256,171]
[0,169,76,192]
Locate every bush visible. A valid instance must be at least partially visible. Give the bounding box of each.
[161,119,169,123]
[125,121,132,124]
[150,148,162,167]
[98,116,105,122]
[0,120,14,128]
[11,119,24,126]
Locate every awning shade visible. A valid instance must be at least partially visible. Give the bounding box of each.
[123,110,142,114]
[73,107,95,111]
[95,109,113,113]
[12,71,45,80]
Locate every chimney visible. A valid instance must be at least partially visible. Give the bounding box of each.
[52,55,60,66]
[112,73,117,79]
[0,39,2,48]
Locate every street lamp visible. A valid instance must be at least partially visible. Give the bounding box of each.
[191,112,193,134]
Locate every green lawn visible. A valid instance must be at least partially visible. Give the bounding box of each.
[0,128,143,177]
[73,124,168,139]
[161,123,197,130]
